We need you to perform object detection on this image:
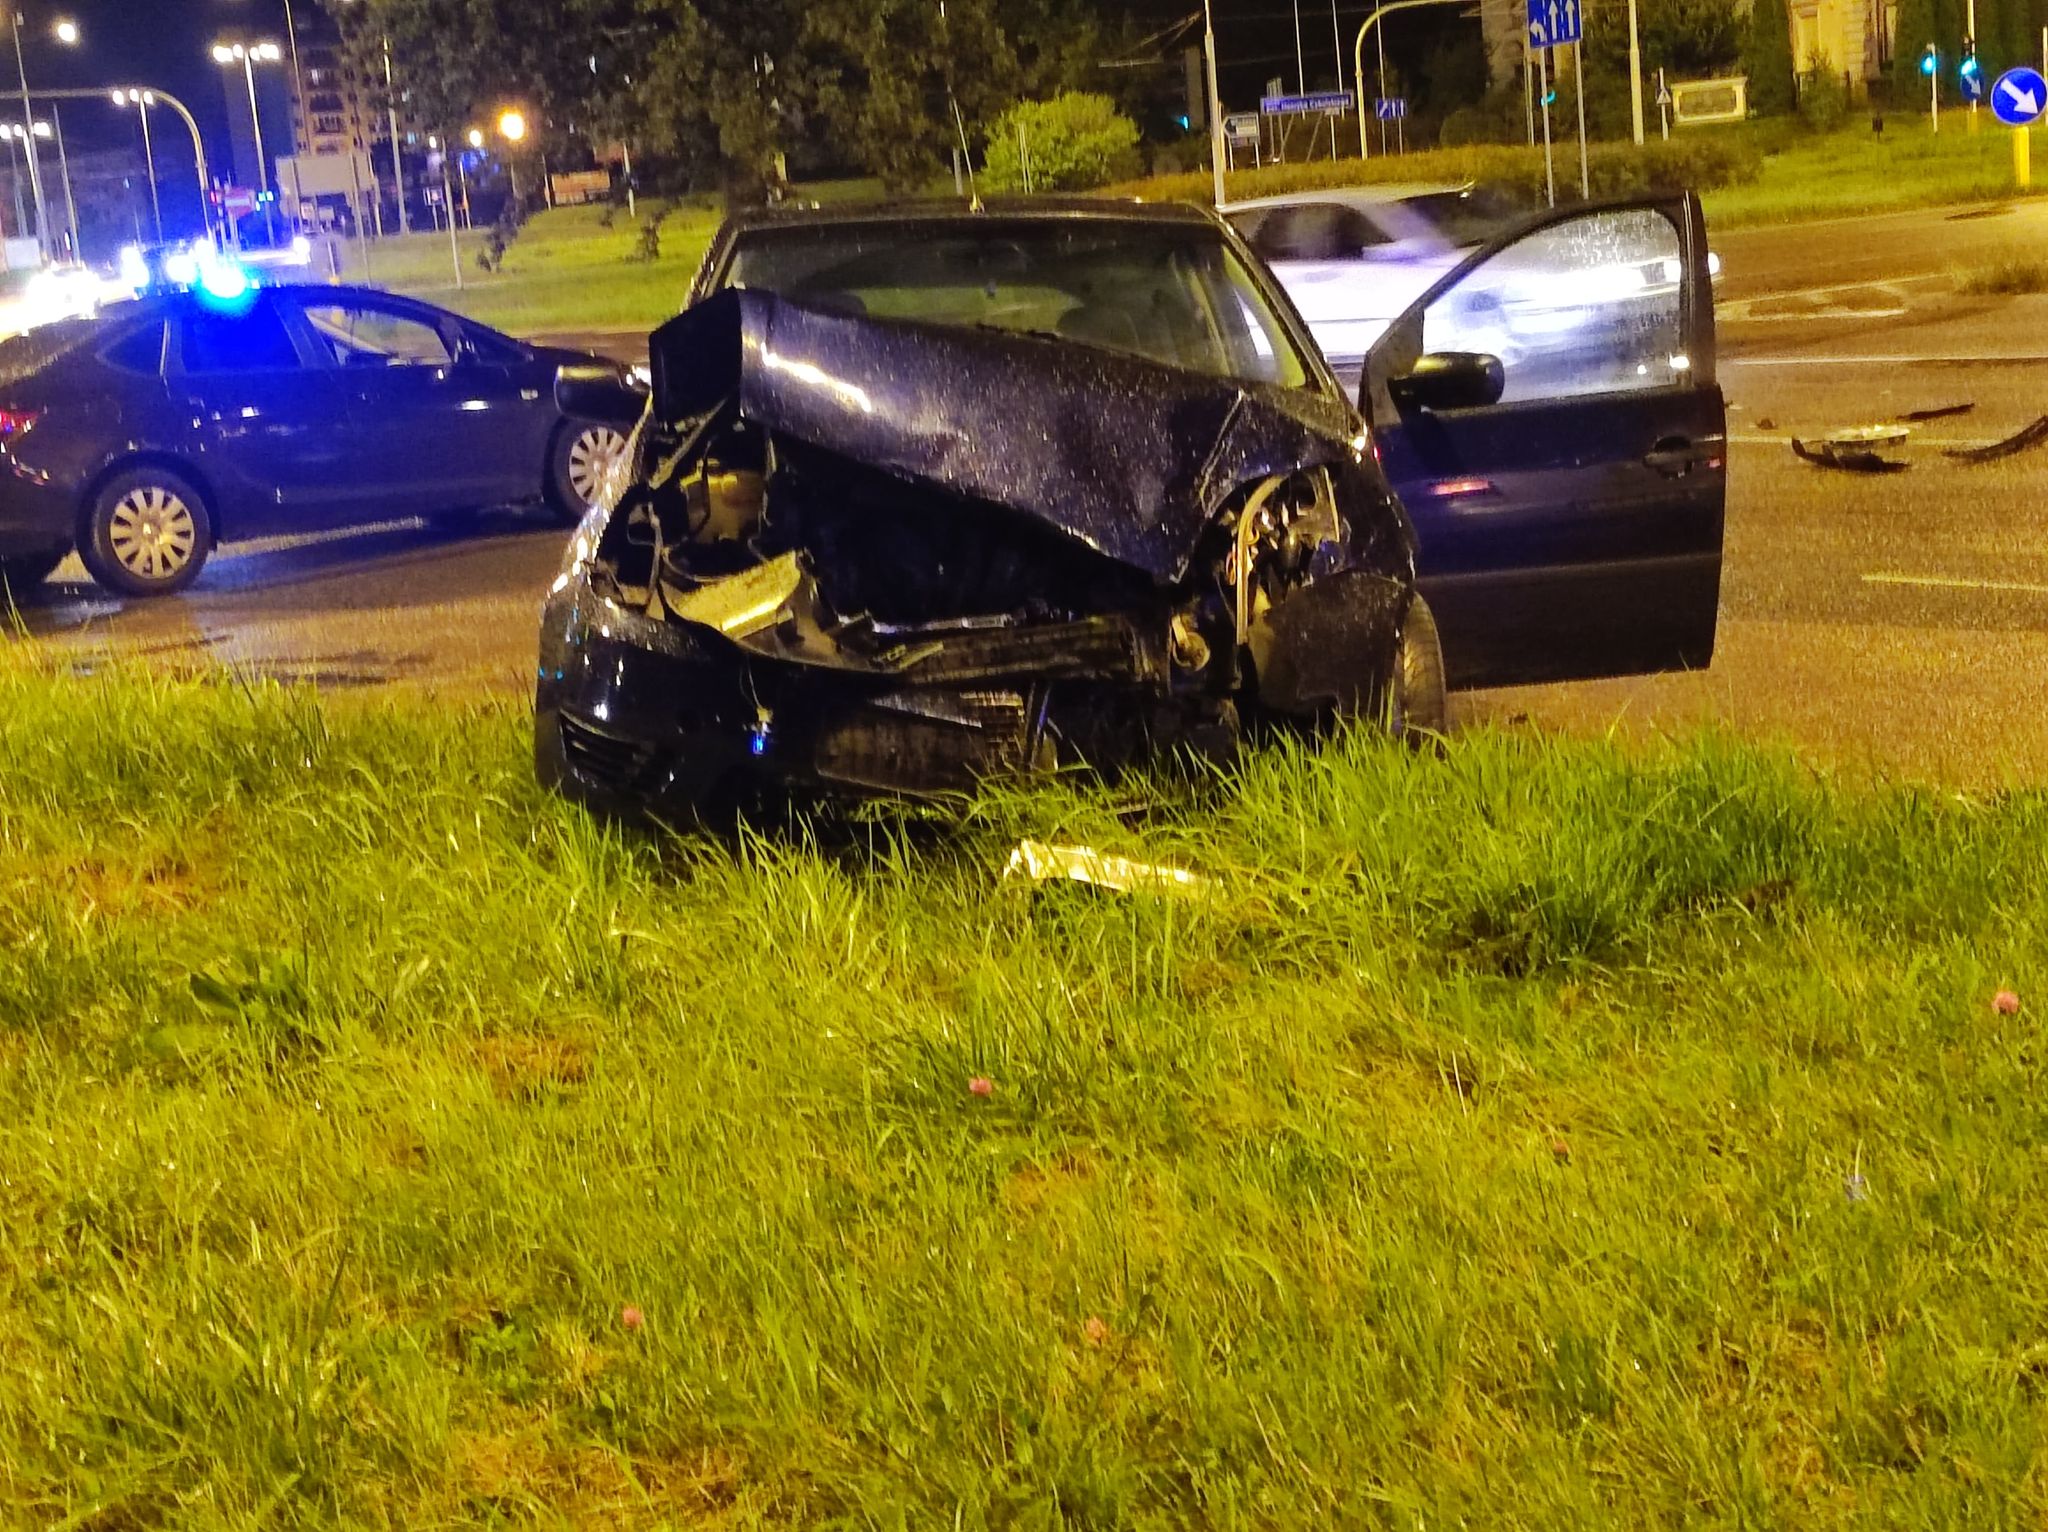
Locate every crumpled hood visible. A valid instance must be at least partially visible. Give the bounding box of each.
[649,287,1353,581]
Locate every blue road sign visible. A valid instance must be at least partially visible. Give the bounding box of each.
[1992,66,2048,125]
[1259,90,1354,115]
[1375,97,1408,120]
[1961,70,1986,104]
[1527,0,1581,50]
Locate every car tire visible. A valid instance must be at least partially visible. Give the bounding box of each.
[1391,592,1448,739]
[79,466,213,598]
[545,420,629,525]
[0,550,63,604]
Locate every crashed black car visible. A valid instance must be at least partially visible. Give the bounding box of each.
[537,197,1724,813]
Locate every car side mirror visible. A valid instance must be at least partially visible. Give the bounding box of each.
[555,363,645,424]
[1389,351,1505,413]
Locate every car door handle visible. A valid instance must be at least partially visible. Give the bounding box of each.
[1643,438,1700,477]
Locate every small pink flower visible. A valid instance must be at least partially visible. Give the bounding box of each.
[968,1076,993,1097]
[1994,989,2021,1016]
[620,1305,645,1332]
[1083,1315,1110,1347]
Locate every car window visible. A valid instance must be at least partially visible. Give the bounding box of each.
[1398,188,1529,248]
[180,304,301,372]
[102,320,166,375]
[723,220,1309,390]
[301,302,453,367]
[1419,207,1688,403]
[1249,204,1390,262]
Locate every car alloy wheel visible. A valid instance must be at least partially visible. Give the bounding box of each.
[106,485,199,584]
[565,425,628,511]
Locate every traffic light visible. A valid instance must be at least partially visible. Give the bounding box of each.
[1542,86,1558,105]
[1960,38,1980,80]
[1921,44,1940,76]
[1175,113,1192,131]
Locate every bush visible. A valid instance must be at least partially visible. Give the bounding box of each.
[1101,133,1763,210]
[1744,0,1797,114]
[1797,54,1850,131]
[981,92,1143,194]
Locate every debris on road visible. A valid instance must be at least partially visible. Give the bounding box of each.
[1944,415,2048,463]
[1894,402,1975,423]
[1001,838,1211,898]
[1785,436,1908,473]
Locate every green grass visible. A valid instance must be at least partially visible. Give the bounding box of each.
[349,200,722,335]
[1702,119,2048,226]
[1956,253,2048,294]
[3,655,2046,1524]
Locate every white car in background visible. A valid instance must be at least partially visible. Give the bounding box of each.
[1223,183,1528,385]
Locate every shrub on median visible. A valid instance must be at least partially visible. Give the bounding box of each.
[1101,133,1763,209]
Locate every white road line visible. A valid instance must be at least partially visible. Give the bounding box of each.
[1730,353,2048,366]
[1863,572,2048,596]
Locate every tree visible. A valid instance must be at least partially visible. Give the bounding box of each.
[979,93,1141,193]
[1742,0,1797,114]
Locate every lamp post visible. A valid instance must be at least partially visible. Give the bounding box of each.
[112,88,161,242]
[0,124,22,236]
[212,40,282,244]
[6,10,77,261]
[381,34,408,234]
[41,108,73,258]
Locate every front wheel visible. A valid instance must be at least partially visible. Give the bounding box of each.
[80,467,213,598]
[545,420,629,525]
[1391,592,1448,738]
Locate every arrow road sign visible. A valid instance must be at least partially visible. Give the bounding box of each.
[1528,0,1580,49]
[1993,66,2047,126]
[1375,97,1408,120]
[1962,70,1986,104]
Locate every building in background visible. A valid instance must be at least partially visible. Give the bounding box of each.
[288,12,374,160]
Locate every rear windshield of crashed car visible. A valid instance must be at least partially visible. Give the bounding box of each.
[719,221,1312,391]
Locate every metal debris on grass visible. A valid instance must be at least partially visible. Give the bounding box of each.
[1001,838,1211,898]
[1944,414,2048,463]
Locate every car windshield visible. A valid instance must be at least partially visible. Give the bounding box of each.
[722,219,1311,390]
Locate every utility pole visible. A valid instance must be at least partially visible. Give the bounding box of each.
[50,104,73,257]
[383,36,408,234]
[1292,0,1305,91]
[9,11,46,258]
[1204,0,1225,207]
[1329,0,1345,90]
[1627,0,1645,144]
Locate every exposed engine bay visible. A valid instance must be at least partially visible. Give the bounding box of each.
[537,288,1418,812]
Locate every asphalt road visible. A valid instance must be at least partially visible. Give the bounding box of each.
[9,201,2048,787]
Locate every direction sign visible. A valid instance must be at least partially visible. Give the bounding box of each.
[1527,0,1581,49]
[1992,66,2047,125]
[1962,70,1986,104]
[1375,97,1408,120]
[1259,90,1354,115]
[1224,111,1262,145]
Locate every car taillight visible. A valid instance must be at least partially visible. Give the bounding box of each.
[0,408,41,439]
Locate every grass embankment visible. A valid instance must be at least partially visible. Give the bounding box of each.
[3,659,2045,1524]
[346,200,720,334]
[1111,119,2048,229]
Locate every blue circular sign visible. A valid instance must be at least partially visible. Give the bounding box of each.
[1992,66,2047,126]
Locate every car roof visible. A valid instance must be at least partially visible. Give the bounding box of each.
[719,195,1223,233]
[1220,183,1469,214]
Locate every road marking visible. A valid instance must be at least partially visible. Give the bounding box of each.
[1730,353,2048,366]
[1863,571,2048,595]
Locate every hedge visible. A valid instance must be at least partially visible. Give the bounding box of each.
[1102,135,1763,208]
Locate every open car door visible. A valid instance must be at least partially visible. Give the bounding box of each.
[1360,195,1725,690]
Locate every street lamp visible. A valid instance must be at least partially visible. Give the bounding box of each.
[6,6,78,260]
[497,109,525,142]
[212,39,283,243]
[113,87,161,242]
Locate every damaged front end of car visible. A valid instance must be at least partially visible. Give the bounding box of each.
[536,288,1417,818]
